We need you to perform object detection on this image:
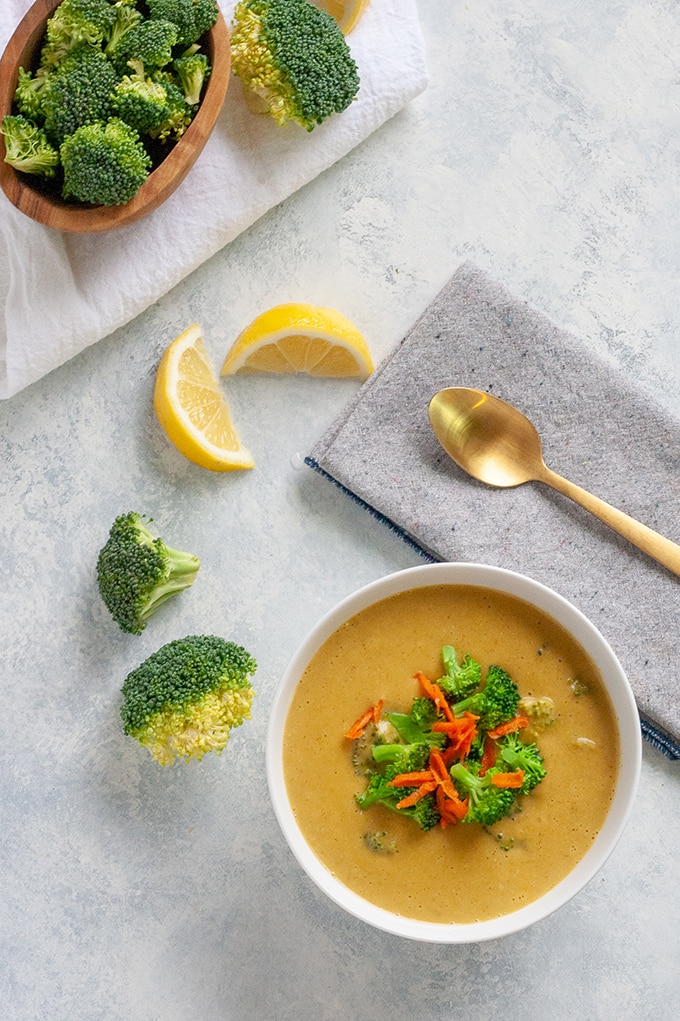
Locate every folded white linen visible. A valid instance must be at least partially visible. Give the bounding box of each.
[0,0,428,399]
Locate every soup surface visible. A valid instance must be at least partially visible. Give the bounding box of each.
[283,584,620,924]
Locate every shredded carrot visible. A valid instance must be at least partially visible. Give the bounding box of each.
[345,700,383,740]
[428,749,461,803]
[395,781,438,809]
[479,734,498,776]
[432,712,479,761]
[486,715,529,740]
[415,671,455,722]
[436,783,468,826]
[388,770,437,788]
[490,770,525,789]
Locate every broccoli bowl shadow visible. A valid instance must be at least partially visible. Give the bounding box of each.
[0,0,230,233]
[266,562,642,944]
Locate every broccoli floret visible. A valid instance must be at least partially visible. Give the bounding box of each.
[13,66,53,123]
[497,732,547,794]
[356,753,440,832]
[96,512,199,633]
[111,17,179,75]
[173,51,211,105]
[449,762,518,827]
[518,695,557,731]
[145,78,193,141]
[436,645,482,701]
[451,665,520,731]
[60,117,151,204]
[42,46,119,146]
[104,0,144,58]
[40,0,118,68]
[230,0,360,131]
[120,635,257,764]
[1,115,60,177]
[147,0,219,47]
[384,705,446,749]
[113,70,172,134]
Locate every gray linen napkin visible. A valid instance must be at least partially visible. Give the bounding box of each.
[307,262,680,758]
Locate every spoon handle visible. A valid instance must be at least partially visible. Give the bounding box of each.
[539,467,680,576]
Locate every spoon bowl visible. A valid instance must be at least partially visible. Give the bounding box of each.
[429,387,680,576]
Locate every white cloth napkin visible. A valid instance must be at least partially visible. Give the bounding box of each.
[0,0,428,399]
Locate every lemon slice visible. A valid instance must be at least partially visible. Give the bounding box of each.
[221,303,374,380]
[311,0,371,33]
[154,324,255,472]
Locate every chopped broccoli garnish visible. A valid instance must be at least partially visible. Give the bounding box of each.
[436,645,482,701]
[147,0,219,48]
[362,831,397,854]
[451,665,520,731]
[60,117,151,204]
[449,762,518,827]
[518,694,557,732]
[356,753,440,833]
[384,705,447,748]
[42,45,119,146]
[230,0,360,131]
[120,635,257,764]
[173,51,211,105]
[96,512,199,634]
[498,732,547,793]
[1,115,60,177]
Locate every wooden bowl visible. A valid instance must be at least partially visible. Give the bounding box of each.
[0,0,230,233]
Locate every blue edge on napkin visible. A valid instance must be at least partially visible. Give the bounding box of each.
[305,263,680,760]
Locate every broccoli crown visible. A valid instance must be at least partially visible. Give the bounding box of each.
[355,752,440,832]
[41,0,119,67]
[449,762,518,827]
[60,116,152,204]
[14,66,53,123]
[96,512,199,633]
[498,733,547,793]
[120,635,257,764]
[436,646,482,701]
[230,0,360,131]
[147,78,193,141]
[113,72,171,134]
[147,0,219,47]
[173,51,211,105]
[452,665,520,731]
[42,46,119,145]
[104,1,144,58]
[1,114,60,177]
[111,17,179,74]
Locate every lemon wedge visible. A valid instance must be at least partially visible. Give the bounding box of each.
[154,324,255,472]
[311,0,371,33]
[220,303,374,380]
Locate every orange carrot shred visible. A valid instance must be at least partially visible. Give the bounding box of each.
[479,734,498,776]
[395,781,438,809]
[345,700,383,740]
[486,715,529,740]
[490,770,525,789]
[415,671,455,722]
[388,770,436,788]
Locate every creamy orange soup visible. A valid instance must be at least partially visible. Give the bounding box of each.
[283,585,620,924]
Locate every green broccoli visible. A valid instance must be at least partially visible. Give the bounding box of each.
[147,0,219,47]
[356,751,440,832]
[497,732,547,794]
[104,0,144,58]
[230,0,360,131]
[146,78,193,141]
[449,762,518,827]
[96,512,199,634]
[518,694,557,732]
[42,46,120,146]
[120,635,257,764]
[436,645,482,701]
[13,66,53,123]
[451,664,520,731]
[111,17,179,75]
[1,115,60,177]
[173,51,211,105]
[60,117,151,204]
[40,0,118,68]
[113,70,172,134]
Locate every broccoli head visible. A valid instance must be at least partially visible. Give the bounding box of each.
[60,117,151,205]
[230,0,360,131]
[96,512,199,634]
[42,46,119,146]
[497,732,547,794]
[147,0,219,48]
[40,0,119,68]
[451,664,520,731]
[356,752,440,832]
[436,645,482,701]
[173,51,211,105]
[449,762,518,827]
[113,70,172,134]
[147,78,194,141]
[120,635,257,764]
[1,115,60,177]
[13,66,53,124]
[111,17,179,75]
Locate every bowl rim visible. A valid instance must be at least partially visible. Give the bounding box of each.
[266,561,642,943]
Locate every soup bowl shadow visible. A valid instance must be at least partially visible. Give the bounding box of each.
[266,562,642,944]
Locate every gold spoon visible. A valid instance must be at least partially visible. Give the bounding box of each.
[429,386,680,576]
